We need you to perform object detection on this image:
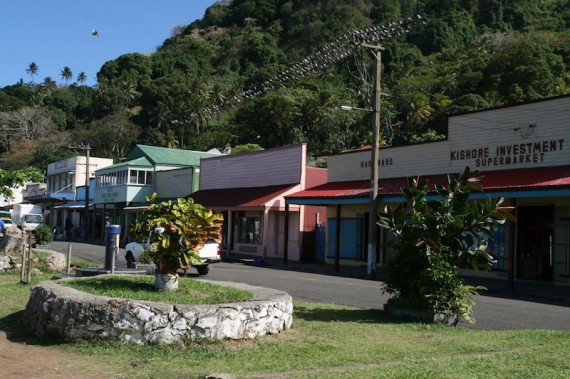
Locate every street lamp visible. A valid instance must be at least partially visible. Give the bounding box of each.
[341,43,383,277]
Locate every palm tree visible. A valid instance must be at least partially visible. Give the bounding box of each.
[42,76,57,96]
[164,128,180,149]
[60,66,73,84]
[26,62,39,83]
[77,72,88,84]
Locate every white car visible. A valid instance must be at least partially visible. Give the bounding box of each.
[125,238,221,275]
[1,217,14,231]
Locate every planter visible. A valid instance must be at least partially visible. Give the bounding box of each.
[384,304,458,326]
[154,272,179,291]
[135,263,156,275]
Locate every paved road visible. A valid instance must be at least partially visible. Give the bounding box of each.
[49,241,570,332]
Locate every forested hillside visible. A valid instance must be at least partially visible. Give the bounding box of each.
[1,0,568,173]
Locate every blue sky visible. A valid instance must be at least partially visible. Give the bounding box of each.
[0,0,218,87]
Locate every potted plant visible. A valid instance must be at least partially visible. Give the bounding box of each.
[131,194,223,291]
[378,167,515,324]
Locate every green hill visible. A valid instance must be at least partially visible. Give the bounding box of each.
[1,0,568,172]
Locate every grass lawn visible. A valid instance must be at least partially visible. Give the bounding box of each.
[1,271,569,378]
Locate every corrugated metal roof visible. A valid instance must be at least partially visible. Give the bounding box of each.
[286,165,570,201]
[189,184,297,208]
[96,157,152,172]
[127,145,221,166]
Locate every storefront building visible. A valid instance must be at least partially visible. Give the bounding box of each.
[286,95,570,284]
[189,144,327,262]
[94,144,222,243]
[23,156,113,239]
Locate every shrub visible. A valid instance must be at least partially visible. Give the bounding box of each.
[378,167,514,323]
[33,224,53,246]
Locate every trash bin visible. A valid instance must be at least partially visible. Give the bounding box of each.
[104,224,121,271]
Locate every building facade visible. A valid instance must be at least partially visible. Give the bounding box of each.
[189,144,327,262]
[94,145,222,243]
[287,95,570,284]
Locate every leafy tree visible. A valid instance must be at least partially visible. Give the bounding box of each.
[72,112,139,159]
[29,141,75,172]
[42,89,78,129]
[41,77,57,96]
[0,166,43,200]
[0,90,26,113]
[130,194,223,290]
[378,167,515,323]
[445,93,490,115]
[231,143,264,154]
[482,33,565,102]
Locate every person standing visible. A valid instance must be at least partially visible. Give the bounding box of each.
[64,218,73,241]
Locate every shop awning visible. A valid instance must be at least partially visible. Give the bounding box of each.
[122,206,148,213]
[286,165,570,205]
[53,201,94,209]
[189,184,297,208]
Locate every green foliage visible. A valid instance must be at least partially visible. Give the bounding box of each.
[231,143,264,154]
[0,167,43,200]
[131,194,223,275]
[33,224,53,246]
[378,167,515,322]
[1,1,568,158]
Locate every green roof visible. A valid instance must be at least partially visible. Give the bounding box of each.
[126,145,221,166]
[96,157,152,173]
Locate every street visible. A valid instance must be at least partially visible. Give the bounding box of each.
[49,241,570,332]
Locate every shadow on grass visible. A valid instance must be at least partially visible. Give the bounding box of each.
[0,310,69,346]
[293,304,415,325]
[65,276,156,292]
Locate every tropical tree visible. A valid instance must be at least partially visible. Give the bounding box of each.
[164,128,179,149]
[73,112,139,158]
[26,62,39,83]
[0,166,43,200]
[378,167,515,323]
[60,66,73,84]
[77,72,88,84]
[41,76,57,96]
[130,194,223,290]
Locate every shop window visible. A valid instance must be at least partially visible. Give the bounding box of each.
[236,213,262,244]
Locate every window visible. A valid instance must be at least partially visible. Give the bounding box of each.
[95,170,132,188]
[128,169,153,185]
[235,212,262,244]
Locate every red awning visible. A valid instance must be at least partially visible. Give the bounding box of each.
[286,165,570,200]
[189,184,298,208]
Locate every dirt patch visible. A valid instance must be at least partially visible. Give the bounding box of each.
[0,332,112,379]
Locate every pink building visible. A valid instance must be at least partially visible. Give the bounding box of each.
[189,144,327,262]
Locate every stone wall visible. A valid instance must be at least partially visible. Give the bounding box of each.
[24,275,293,345]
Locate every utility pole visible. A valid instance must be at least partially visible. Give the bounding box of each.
[69,143,91,240]
[361,43,383,277]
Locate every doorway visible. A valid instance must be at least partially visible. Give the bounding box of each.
[517,205,554,280]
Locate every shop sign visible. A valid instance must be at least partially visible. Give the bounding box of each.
[450,139,564,168]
